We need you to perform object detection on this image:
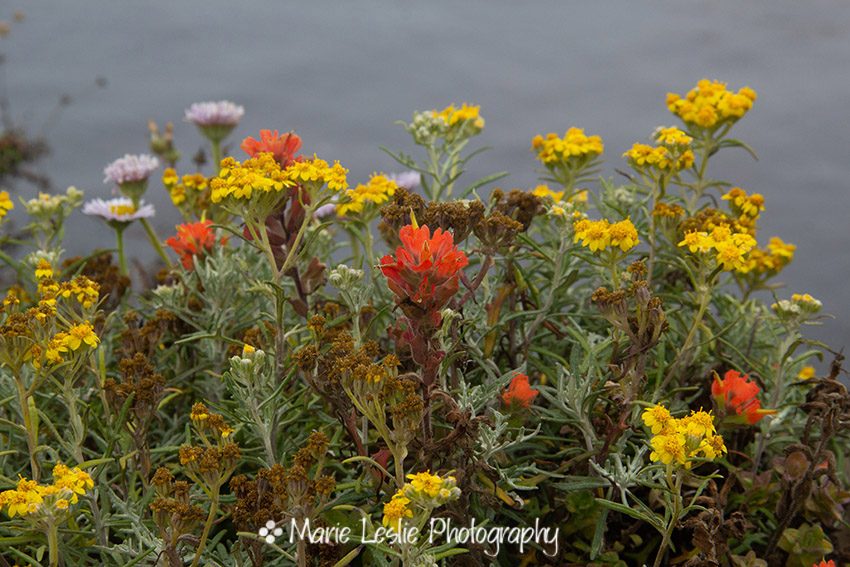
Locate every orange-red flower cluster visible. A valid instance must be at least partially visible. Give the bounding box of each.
[241,129,302,167]
[711,370,776,425]
[502,374,539,409]
[380,224,468,321]
[165,220,224,270]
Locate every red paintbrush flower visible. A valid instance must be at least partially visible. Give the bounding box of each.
[813,561,835,567]
[379,223,469,319]
[165,220,223,270]
[502,373,539,409]
[711,370,776,425]
[241,129,302,167]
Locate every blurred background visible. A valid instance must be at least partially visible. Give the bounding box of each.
[1,0,848,349]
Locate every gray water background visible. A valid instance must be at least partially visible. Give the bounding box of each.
[4,1,849,351]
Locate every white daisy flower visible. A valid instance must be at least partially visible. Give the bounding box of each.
[103,154,160,185]
[82,197,155,223]
[184,100,245,127]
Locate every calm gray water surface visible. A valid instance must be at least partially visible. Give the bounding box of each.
[5,1,849,350]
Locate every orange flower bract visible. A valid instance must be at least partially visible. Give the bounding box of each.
[379,224,468,318]
[711,370,776,425]
[165,220,223,270]
[241,129,302,167]
[502,373,540,409]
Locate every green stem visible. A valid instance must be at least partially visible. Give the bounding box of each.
[656,282,711,400]
[191,491,219,567]
[211,139,223,176]
[14,377,39,481]
[47,520,60,567]
[114,227,128,277]
[653,468,682,567]
[140,218,173,268]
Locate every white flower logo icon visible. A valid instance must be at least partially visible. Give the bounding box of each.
[258,520,283,544]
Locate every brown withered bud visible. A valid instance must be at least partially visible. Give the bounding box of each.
[490,188,543,230]
[421,200,485,242]
[473,210,524,252]
[378,188,427,245]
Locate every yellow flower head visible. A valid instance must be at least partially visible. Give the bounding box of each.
[336,173,398,216]
[210,152,294,203]
[62,321,99,351]
[667,79,756,129]
[654,126,693,147]
[573,218,610,252]
[531,184,565,202]
[607,219,639,252]
[382,491,413,529]
[797,366,816,380]
[162,167,179,187]
[283,155,348,192]
[406,471,445,498]
[34,259,54,280]
[436,103,485,130]
[642,405,674,435]
[532,127,604,166]
[643,405,725,468]
[0,190,14,219]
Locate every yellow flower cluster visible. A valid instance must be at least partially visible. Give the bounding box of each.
[435,103,485,130]
[381,471,461,530]
[0,190,13,219]
[652,202,685,219]
[740,236,795,275]
[772,292,822,319]
[210,153,294,203]
[797,366,816,380]
[162,168,209,207]
[532,184,588,204]
[284,155,349,192]
[678,225,757,271]
[0,463,94,518]
[791,293,822,311]
[189,402,234,438]
[667,79,757,129]
[38,321,99,367]
[642,405,726,468]
[336,173,399,217]
[722,186,765,233]
[405,471,457,500]
[573,218,639,253]
[624,127,695,173]
[382,491,414,528]
[532,128,604,166]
